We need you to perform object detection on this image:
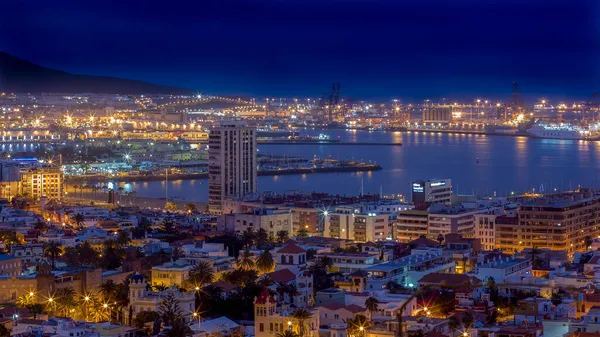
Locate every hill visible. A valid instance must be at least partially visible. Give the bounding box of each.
[0,52,194,95]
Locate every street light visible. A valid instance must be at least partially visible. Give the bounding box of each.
[287,321,292,331]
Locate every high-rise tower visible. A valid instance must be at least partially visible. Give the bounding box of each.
[208,122,257,214]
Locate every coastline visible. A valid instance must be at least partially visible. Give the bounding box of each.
[64,164,383,183]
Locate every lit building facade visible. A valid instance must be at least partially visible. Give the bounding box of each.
[20,168,63,200]
[208,122,257,214]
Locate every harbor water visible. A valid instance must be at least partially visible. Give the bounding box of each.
[120,129,600,202]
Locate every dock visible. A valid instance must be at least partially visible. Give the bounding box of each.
[258,140,402,146]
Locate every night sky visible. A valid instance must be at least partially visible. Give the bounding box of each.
[1,0,599,101]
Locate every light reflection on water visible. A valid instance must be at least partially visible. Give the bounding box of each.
[120,129,600,202]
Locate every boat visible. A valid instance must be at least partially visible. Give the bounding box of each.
[526,123,583,140]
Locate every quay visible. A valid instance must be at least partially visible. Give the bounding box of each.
[257,140,403,146]
[64,164,383,183]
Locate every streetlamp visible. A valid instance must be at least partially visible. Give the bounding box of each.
[288,321,293,331]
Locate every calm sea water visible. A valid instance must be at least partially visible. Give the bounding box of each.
[121,129,600,202]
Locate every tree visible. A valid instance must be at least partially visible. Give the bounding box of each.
[276,331,299,337]
[292,308,313,337]
[306,248,317,260]
[437,233,444,246]
[116,231,131,246]
[586,235,593,249]
[296,228,309,239]
[347,314,370,337]
[365,297,379,320]
[101,280,118,299]
[551,293,563,307]
[133,310,160,329]
[241,227,256,248]
[256,249,275,274]
[54,286,76,316]
[448,316,460,337]
[26,303,44,319]
[256,228,269,246]
[171,247,185,261]
[237,249,255,271]
[310,256,334,292]
[276,230,289,243]
[159,293,182,326]
[33,218,49,234]
[461,311,475,329]
[165,316,193,337]
[165,201,178,211]
[73,213,85,230]
[184,203,198,213]
[160,219,176,235]
[0,324,9,337]
[44,242,63,268]
[188,260,215,287]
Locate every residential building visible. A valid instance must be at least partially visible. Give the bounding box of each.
[318,303,367,327]
[10,244,44,264]
[321,252,380,273]
[208,122,257,214]
[218,208,293,238]
[498,190,600,255]
[362,249,455,290]
[20,168,63,200]
[150,261,192,287]
[395,209,428,243]
[254,289,320,337]
[0,255,22,276]
[128,274,195,323]
[411,179,452,205]
[474,256,531,283]
[323,209,390,242]
[474,213,497,251]
[427,204,478,240]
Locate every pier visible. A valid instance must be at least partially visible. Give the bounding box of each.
[257,140,403,146]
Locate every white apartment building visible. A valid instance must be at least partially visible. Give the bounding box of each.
[362,248,455,290]
[324,207,390,242]
[218,208,293,238]
[474,214,497,251]
[427,204,478,240]
[208,122,257,214]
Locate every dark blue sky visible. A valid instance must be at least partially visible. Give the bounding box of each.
[1,0,599,101]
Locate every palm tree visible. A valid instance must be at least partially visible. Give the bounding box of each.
[100,280,118,299]
[45,242,63,268]
[448,316,460,337]
[461,310,475,329]
[241,227,256,248]
[276,331,299,337]
[55,286,76,316]
[256,228,269,245]
[166,317,193,337]
[154,284,168,292]
[33,218,49,233]
[26,303,44,319]
[365,296,379,320]
[189,260,214,287]
[276,230,290,243]
[184,203,197,213]
[256,249,275,274]
[347,314,370,337]
[292,308,312,337]
[73,213,85,230]
[296,228,309,239]
[237,249,255,271]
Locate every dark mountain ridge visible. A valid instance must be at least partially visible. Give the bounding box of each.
[0,52,193,95]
